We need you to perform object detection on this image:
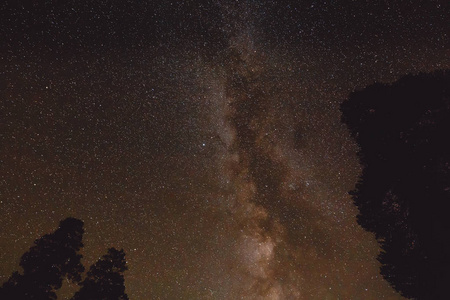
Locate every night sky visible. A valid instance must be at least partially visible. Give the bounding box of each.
[1,1,449,299]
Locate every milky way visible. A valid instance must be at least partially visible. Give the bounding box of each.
[193,23,395,298]
[1,1,449,299]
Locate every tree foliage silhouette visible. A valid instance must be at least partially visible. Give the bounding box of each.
[341,70,450,299]
[0,218,85,300]
[1,219,130,299]
[71,247,129,300]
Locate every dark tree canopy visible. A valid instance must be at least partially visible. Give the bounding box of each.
[71,247,129,300]
[0,217,85,300]
[341,70,450,299]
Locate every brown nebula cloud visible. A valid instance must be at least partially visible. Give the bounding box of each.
[195,16,402,295]
[206,30,335,298]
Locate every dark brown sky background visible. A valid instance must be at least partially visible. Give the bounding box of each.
[1,1,449,299]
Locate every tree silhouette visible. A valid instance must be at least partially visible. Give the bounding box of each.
[0,217,85,300]
[71,247,129,300]
[341,70,450,299]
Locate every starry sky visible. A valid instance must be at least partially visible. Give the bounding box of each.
[1,1,449,299]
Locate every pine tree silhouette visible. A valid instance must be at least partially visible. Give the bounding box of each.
[341,70,450,299]
[0,218,85,300]
[71,248,129,300]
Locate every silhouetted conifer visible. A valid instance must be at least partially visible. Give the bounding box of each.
[0,218,85,299]
[341,70,450,299]
[71,248,129,300]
